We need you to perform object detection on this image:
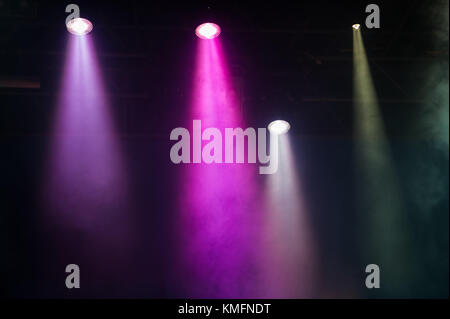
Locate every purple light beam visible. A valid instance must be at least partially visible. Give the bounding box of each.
[43,35,134,294]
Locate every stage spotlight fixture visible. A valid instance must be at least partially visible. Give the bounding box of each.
[352,24,361,30]
[268,120,291,135]
[66,17,93,36]
[195,22,221,39]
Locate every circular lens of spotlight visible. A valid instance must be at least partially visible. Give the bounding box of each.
[195,22,221,39]
[352,24,360,30]
[66,18,93,36]
[268,120,291,135]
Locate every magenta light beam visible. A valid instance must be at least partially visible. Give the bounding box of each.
[172,36,266,298]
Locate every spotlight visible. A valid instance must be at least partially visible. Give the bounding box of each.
[66,17,93,36]
[195,22,221,39]
[268,120,290,135]
[352,24,361,30]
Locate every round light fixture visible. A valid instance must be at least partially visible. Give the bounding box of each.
[67,18,93,36]
[352,24,361,30]
[268,120,291,135]
[195,22,221,39]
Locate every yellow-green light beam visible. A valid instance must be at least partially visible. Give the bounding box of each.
[353,29,414,297]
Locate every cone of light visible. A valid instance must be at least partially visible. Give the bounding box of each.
[172,36,264,298]
[353,30,413,296]
[261,133,318,297]
[42,35,134,293]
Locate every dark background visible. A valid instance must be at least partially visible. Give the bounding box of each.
[0,0,448,298]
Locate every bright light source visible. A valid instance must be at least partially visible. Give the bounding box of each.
[66,18,93,36]
[352,24,361,30]
[195,22,221,39]
[268,120,291,135]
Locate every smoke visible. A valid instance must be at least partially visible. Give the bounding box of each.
[402,0,449,297]
[409,0,449,213]
[419,0,449,155]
